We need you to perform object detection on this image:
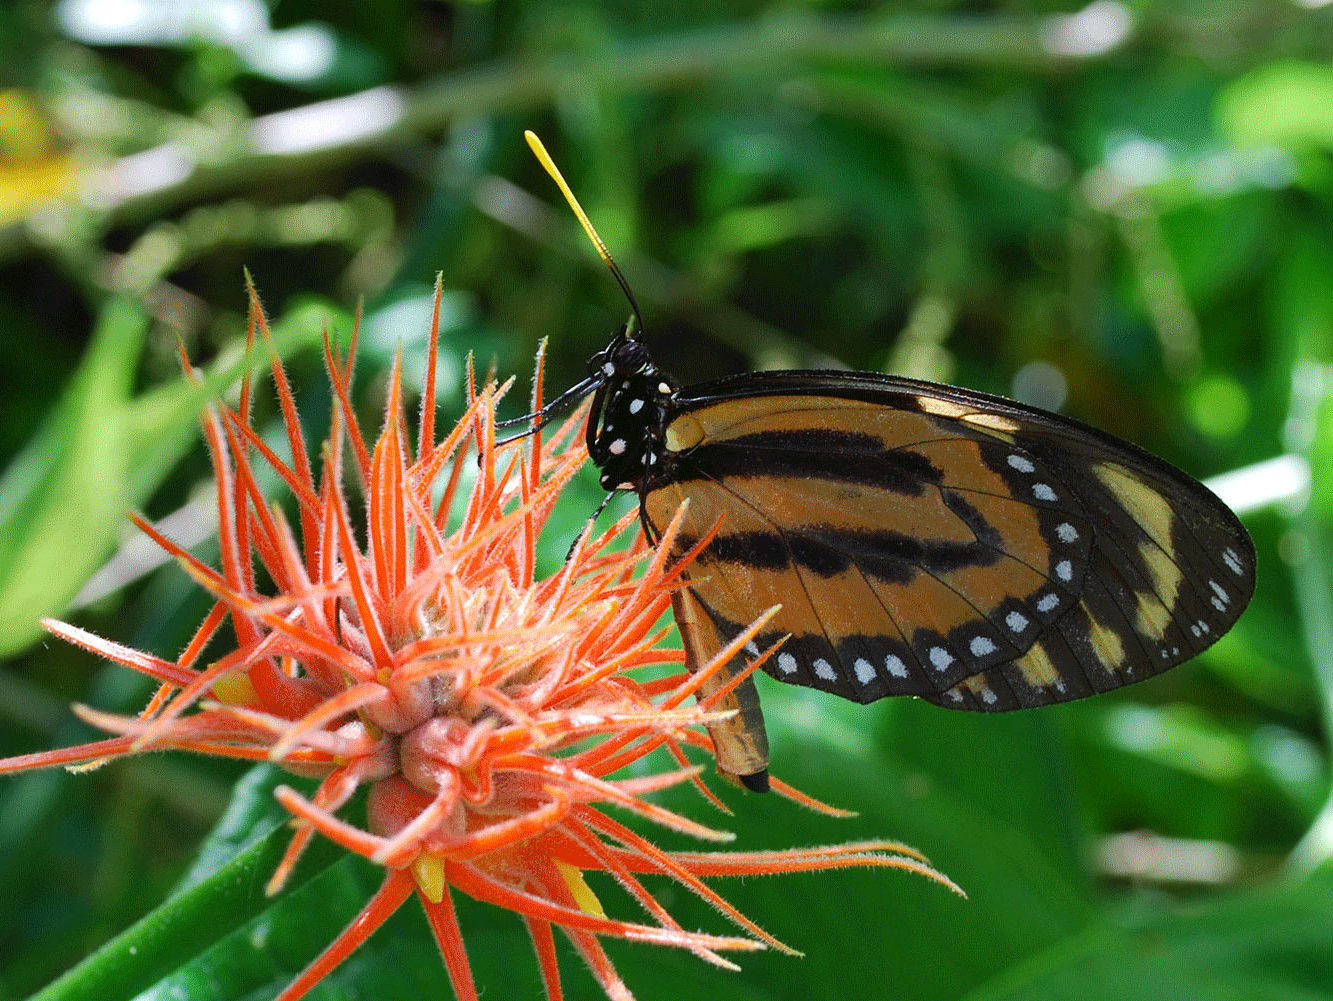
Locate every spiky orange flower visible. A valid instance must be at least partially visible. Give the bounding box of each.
[1,281,958,1001]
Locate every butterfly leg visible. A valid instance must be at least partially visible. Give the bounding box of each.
[564,490,622,563]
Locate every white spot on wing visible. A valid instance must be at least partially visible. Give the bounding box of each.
[1056,522,1079,543]
[628,398,644,414]
[745,641,760,657]
[970,636,997,657]
[777,652,798,675]
[1222,547,1243,575]
[929,646,954,671]
[1006,610,1029,633]
[980,687,998,705]
[813,658,836,681]
[885,654,909,678]
[854,658,876,683]
[1037,593,1060,613]
[608,438,627,455]
[1008,454,1036,473]
[1209,579,1229,604]
[1055,559,1073,582]
[1033,483,1057,502]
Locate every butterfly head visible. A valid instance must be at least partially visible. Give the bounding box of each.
[586,324,650,380]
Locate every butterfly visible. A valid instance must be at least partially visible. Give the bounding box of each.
[516,132,1255,791]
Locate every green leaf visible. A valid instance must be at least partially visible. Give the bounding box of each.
[1217,61,1333,151]
[129,854,387,1001]
[25,772,342,1001]
[964,865,1333,1001]
[174,765,294,892]
[0,298,321,658]
[0,297,155,657]
[592,691,1096,1001]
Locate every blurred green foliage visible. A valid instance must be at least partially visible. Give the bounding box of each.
[1,1,1332,999]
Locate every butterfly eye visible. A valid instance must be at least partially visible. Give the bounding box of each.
[613,339,649,374]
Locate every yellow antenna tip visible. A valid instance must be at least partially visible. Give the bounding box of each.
[523,129,645,333]
[524,129,547,160]
[523,130,611,265]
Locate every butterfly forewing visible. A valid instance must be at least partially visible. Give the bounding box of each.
[641,371,1255,712]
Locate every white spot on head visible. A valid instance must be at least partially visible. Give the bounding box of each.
[1037,593,1060,613]
[1008,454,1036,473]
[813,658,836,681]
[853,657,876,683]
[608,438,627,455]
[777,652,798,674]
[1222,547,1244,575]
[1006,610,1029,633]
[1055,559,1073,582]
[980,687,998,705]
[1056,522,1079,543]
[929,646,954,671]
[970,636,997,657]
[885,654,909,678]
[1033,483,1057,502]
[628,398,644,414]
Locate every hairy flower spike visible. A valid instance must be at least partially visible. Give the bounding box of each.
[1,280,960,1001]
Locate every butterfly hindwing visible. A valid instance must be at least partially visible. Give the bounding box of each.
[641,371,1254,712]
[922,403,1255,710]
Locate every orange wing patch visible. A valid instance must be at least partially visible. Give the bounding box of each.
[645,388,1252,713]
[643,399,1097,704]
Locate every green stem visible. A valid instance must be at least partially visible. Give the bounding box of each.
[1,12,1086,263]
[1285,362,1333,872]
[27,823,342,1001]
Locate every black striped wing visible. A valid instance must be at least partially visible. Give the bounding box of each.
[641,371,1254,711]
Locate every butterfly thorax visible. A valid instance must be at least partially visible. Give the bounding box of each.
[586,331,678,492]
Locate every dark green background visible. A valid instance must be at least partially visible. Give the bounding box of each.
[1,2,1331,999]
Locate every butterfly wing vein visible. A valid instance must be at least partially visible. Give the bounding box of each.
[642,381,1254,712]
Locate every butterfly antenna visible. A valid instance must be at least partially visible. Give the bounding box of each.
[525,130,645,338]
